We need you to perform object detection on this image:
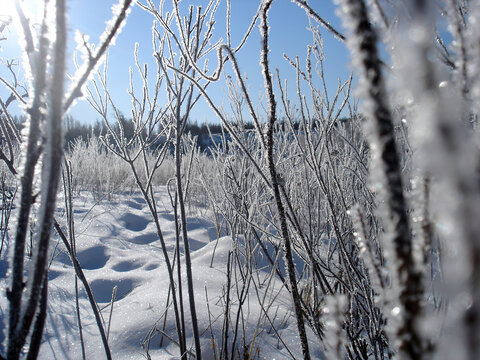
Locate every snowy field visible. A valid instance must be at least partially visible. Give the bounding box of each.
[1,188,324,359]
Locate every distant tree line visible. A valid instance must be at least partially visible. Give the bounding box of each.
[62,116,228,149]
[7,113,352,154]
[7,115,340,152]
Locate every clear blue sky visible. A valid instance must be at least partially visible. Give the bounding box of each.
[0,0,351,125]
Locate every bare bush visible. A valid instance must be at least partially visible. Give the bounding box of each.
[65,134,175,198]
[2,0,480,359]
[0,1,134,358]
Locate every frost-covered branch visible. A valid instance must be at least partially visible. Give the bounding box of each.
[260,1,311,359]
[64,0,136,112]
[8,0,67,357]
[337,0,426,358]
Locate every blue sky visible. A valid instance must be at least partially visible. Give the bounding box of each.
[0,0,351,125]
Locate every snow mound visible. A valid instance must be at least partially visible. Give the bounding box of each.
[1,188,324,359]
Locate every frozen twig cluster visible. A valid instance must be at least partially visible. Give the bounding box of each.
[1,0,480,359]
[0,1,134,358]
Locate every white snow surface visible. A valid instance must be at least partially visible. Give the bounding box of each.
[1,187,324,359]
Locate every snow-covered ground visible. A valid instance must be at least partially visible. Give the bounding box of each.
[1,187,324,359]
